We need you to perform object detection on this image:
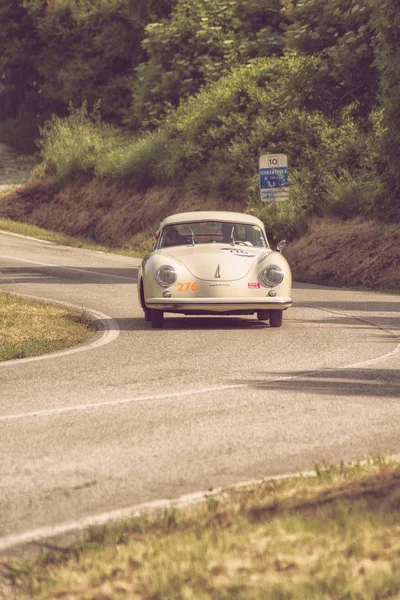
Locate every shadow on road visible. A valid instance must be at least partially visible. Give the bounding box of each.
[233,368,400,399]
[297,299,400,332]
[94,316,270,331]
[297,315,400,333]
[301,299,400,314]
[0,266,138,285]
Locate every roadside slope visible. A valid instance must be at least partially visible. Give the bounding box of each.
[285,217,400,293]
[0,141,398,294]
[0,179,243,247]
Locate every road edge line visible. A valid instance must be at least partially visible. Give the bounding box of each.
[0,292,119,367]
[1,456,399,554]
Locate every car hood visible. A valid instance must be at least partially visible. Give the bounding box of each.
[160,244,270,281]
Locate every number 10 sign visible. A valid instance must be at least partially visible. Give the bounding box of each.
[259,154,289,202]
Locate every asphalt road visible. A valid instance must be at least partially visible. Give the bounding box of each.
[1,231,399,551]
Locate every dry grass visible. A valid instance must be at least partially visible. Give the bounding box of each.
[0,179,242,248]
[0,217,155,257]
[0,292,95,360]
[285,217,400,293]
[0,217,127,253]
[1,180,400,292]
[1,460,400,599]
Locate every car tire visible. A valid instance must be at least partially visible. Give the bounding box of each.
[257,310,270,321]
[269,310,283,328]
[151,309,164,329]
[144,307,151,322]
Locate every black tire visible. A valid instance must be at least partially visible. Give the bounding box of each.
[257,310,270,321]
[269,310,283,328]
[140,283,151,322]
[151,309,164,329]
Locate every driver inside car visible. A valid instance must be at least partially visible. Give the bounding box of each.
[219,223,253,245]
[220,222,236,244]
[164,226,182,247]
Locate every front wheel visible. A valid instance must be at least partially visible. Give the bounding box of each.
[269,310,283,328]
[144,307,151,322]
[151,309,164,329]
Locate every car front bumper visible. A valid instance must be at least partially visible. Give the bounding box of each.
[146,297,293,314]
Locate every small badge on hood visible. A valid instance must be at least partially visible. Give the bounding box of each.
[221,248,256,257]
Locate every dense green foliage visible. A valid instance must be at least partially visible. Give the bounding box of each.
[370,0,400,218]
[283,0,377,118]
[0,0,174,123]
[40,54,382,237]
[130,0,287,129]
[1,0,399,227]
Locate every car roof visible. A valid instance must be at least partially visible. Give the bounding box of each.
[160,211,264,228]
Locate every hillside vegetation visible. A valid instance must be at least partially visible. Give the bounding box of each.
[0,0,399,249]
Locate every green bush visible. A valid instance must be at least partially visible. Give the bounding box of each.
[38,103,129,182]
[129,0,287,129]
[38,53,382,237]
[322,169,381,219]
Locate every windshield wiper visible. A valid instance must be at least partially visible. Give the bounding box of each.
[188,226,196,246]
[230,226,236,247]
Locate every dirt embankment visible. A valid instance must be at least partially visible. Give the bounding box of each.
[285,218,400,293]
[0,159,399,293]
[0,178,243,245]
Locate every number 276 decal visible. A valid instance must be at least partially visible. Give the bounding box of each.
[177,282,198,292]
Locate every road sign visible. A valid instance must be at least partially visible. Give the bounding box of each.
[259,154,289,202]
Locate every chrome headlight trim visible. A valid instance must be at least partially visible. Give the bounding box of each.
[155,265,177,288]
[261,265,284,287]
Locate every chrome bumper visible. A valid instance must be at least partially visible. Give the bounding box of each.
[146,297,292,313]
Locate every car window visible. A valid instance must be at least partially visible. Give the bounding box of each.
[158,222,268,248]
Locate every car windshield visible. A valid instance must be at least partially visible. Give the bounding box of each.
[158,221,268,249]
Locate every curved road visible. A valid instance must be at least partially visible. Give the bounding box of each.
[1,231,399,551]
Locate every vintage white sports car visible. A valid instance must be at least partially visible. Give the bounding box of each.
[138,211,292,328]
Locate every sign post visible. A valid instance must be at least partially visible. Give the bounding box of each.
[259,154,289,202]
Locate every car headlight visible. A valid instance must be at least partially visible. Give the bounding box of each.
[155,265,177,287]
[261,265,284,287]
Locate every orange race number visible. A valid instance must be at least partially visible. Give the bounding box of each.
[177,282,198,292]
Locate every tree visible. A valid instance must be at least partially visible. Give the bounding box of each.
[0,0,175,125]
[129,0,288,130]
[283,0,377,117]
[0,0,42,114]
[370,0,400,218]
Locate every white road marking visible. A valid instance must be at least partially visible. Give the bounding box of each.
[1,244,399,551]
[0,468,320,552]
[1,309,399,419]
[299,303,400,368]
[0,384,247,422]
[0,293,119,368]
[0,254,135,281]
[1,457,399,553]
[0,230,54,244]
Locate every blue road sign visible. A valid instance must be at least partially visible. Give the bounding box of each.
[259,155,289,202]
[260,167,289,189]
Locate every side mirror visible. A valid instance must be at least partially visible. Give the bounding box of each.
[277,239,287,254]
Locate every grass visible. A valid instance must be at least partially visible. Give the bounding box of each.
[0,218,152,258]
[1,459,399,599]
[285,217,400,293]
[0,292,95,361]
